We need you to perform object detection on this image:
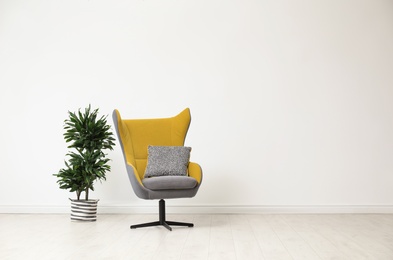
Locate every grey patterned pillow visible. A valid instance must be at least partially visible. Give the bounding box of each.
[144,146,191,178]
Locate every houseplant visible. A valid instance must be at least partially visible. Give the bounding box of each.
[54,105,115,221]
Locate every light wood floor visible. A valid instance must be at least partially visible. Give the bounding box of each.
[1,214,393,260]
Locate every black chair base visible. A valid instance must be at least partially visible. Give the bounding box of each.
[130,199,194,231]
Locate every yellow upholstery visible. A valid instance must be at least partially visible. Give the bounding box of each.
[188,162,202,183]
[113,108,202,185]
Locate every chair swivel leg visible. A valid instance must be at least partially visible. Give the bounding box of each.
[130,199,194,231]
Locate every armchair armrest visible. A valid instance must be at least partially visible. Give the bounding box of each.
[188,162,203,184]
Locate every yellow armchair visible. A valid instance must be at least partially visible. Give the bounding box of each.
[112,108,203,231]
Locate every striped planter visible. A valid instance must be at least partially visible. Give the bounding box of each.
[70,199,99,222]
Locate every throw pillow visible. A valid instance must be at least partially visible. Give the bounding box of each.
[144,145,191,178]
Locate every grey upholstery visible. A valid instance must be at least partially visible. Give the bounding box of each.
[142,176,198,191]
[125,164,201,199]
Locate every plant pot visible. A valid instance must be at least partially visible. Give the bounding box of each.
[70,199,99,222]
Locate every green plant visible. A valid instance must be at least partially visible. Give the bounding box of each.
[54,105,116,200]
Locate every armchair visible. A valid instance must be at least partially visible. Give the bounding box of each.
[112,108,203,231]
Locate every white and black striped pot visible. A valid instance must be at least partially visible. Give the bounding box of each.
[70,199,99,222]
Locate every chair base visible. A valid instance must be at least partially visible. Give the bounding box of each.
[130,199,194,231]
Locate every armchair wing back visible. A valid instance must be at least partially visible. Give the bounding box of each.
[113,108,191,179]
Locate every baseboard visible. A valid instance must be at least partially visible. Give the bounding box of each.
[98,205,393,214]
[1,204,393,214]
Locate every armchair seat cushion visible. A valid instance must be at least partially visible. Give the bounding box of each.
[142,176,198,191]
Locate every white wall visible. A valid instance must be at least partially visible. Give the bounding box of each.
[1,0,393,213]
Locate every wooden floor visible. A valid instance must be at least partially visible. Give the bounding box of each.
[1,214,393,260]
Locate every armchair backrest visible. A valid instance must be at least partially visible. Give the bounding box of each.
[113,108,191,180]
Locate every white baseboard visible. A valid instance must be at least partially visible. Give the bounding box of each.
[1,205,393,214]
[98,205,393,214]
